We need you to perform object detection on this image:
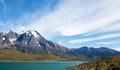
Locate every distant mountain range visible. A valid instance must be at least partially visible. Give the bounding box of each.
[73,46,120,58]
[0,30,120,58]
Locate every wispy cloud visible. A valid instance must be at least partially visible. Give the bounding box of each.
[0,0,119,41]
[57,40,64,45]
[69,32,120,43]
[97,42,120,45]
[86,20,120,35]
[11,0,120,40]
[112,48,120,51]
[0,0,120,48]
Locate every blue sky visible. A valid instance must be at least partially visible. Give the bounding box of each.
[0,0,120,51]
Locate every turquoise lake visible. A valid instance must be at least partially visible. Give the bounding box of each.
[0,61,87,70]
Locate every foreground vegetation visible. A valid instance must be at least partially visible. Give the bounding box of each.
[0,49,62,61]
[66,56,120,70]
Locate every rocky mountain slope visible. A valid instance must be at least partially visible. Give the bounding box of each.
[0,30,120,59]
[73,46,120,58]
[0,31,18,48]
[16,30,79,58]
[0,30,80,58]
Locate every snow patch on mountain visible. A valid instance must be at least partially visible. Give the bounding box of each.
[2,37,5,40]
[25,41,28,45]
[36,41,41,46]
[9,38,16,44]
[31,31,39,38]
[26,31,32,37]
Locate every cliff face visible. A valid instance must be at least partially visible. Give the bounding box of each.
[66,56,120,70]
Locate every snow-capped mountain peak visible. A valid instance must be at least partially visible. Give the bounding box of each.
[0,30,120,58]
[31,31,40,38]
[25,30,41,38]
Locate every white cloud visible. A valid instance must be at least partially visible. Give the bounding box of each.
[69,32,120,43]
[57,40,64,45]
[85,20,120,36]
[97,42,120,45]
[112,48,120,51]
[12,0,120,39]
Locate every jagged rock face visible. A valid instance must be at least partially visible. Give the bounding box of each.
[15,31,74,58]
[0,30,76,58]
[0,31,17,48]
[0,32,3,43]
[0,32,4,48]
[6,31,18,39]
[16,31,44,53]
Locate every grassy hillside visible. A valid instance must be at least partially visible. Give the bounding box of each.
[0,49,62,61]
[66,56,120,70]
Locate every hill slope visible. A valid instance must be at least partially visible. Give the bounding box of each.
[0,49,62,61]
[66,56,120,70]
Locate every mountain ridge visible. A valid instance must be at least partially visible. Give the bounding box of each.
[73,46,120,58]
[0,30,120,58]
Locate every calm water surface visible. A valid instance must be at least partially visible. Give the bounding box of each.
[0,61,88,70]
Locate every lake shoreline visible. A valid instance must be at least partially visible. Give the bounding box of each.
[0,61,88,70]
[0,60,90,62]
